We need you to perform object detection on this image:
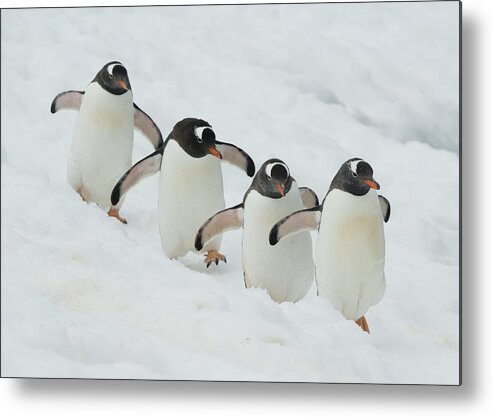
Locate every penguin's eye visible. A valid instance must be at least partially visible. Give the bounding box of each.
[352,171,358,178]
[195,126,215,144]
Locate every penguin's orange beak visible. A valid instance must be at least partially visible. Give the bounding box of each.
[118,79,129,91]
[275,183,285,197]
[364,179,380,190]
[208,147,222,159]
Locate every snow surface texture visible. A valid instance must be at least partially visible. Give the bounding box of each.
[1,3,459,384]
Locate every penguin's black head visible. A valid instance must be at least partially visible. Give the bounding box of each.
[169,118,222,159]
[250,159,293,199]
[94,61,131,95]
[329,158,380,196]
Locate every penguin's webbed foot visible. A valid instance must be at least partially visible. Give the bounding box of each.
[355,316,370,333]
[203,250,227,268]
[108,208,127,224]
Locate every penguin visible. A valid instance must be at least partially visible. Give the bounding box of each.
[195,159,318,302]
[269,158,391,332]
[111,117,255,266]
[51,61,163,223]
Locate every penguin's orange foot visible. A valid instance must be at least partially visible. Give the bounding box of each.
[203,250,226,268]
[108,208,127,224]
[355,316,370,333]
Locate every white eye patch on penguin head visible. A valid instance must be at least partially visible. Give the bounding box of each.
[349,158,363,177]
[265,161,290,183]
[355,160,374,178]
[340,157,380,193]
[348,159,375,181]
[170,118,221,159]
[254,159,292,198]
[96,61,131,95]
[107,62,127,78]
[194,126,216,144]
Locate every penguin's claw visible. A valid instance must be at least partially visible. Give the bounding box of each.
[107,208,127,224]
[203,251,226,268]
[355,316,370,333]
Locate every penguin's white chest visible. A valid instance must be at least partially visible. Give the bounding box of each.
[242,185,314,303]
[69,83,134,208]
[316,189,386,320]
[158,140,225,258]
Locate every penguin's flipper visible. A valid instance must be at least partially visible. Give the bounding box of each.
[378,195,391,223]
[269,206,321,246]
[215,141,256,177]
[111,147,163,206]
[299,187,319,209]
[195,203,244,251]
[133,103,164,150]
[50,90,84,113]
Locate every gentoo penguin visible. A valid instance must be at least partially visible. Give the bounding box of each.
[111,118,255,266]
[269,158,391,332]
[51,61,163,223]
[195,159,318,302]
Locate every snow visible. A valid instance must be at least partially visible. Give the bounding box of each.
[1,2,459,384]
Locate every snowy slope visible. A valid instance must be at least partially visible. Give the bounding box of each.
[1,2,459,384]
